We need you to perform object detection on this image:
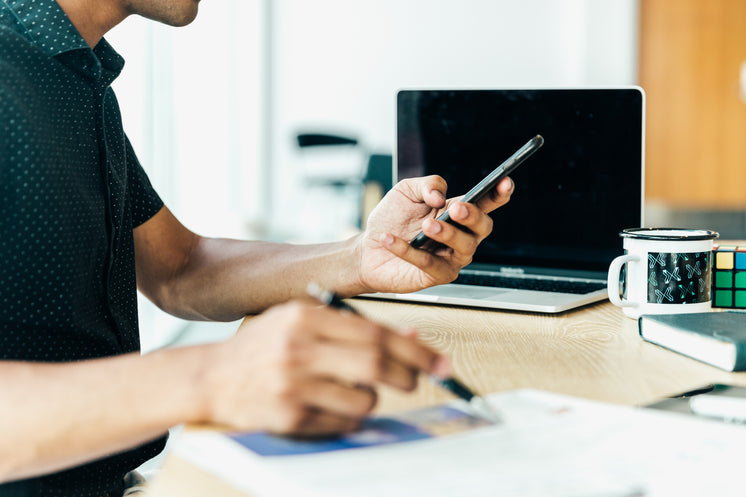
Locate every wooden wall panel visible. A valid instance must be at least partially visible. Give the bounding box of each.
[639,0,746,208]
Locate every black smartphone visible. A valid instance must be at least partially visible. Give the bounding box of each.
[409,134,544,251]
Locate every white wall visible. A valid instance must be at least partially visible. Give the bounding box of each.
[268,0,639,239]
[108,2,267,349]
[110,3,266,240]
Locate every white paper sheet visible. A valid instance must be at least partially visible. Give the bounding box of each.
[173,390,746,497]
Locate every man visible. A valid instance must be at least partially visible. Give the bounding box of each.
[0,0,514,495]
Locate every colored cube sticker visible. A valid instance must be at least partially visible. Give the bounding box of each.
[715,290,733,307]
[715,271,733,288]
[736,272,746,289]
[716,251,734,270]
[737,291,746,308]
[737,252,746,270]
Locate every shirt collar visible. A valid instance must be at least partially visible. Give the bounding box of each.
[3,0,88,56]
[2,0,124,84]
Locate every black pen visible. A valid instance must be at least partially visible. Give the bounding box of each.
[306,283,502,424]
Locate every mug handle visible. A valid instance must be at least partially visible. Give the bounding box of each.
[607,254,640,308]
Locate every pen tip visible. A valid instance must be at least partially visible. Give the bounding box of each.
[470,397,502,424]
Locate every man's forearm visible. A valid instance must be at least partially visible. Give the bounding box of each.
[159,235,367,321]
[0,345,212,483]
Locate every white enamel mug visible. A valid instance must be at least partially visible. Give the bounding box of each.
[607,228,719,319]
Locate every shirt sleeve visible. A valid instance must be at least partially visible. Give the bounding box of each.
[125,135,164,227]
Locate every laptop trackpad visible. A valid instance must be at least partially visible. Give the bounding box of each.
[418,284,511,300]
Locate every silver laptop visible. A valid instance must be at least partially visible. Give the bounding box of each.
[362,88,645,313]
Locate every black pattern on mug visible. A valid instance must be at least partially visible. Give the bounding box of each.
[646,252,711,304]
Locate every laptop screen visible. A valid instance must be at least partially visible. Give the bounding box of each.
[397,88,644,273]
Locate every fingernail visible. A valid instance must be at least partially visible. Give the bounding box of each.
[430,188,445,199]
[451,202,467,220]
[432,355,452,377]
[379,233,395,245]
[429,189,446,205]
[402,327,419,339]
[424,218,442,234]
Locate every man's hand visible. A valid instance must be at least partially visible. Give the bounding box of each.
[357,174,514,294]
[200,301,448,437]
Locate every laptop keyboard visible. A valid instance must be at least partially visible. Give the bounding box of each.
[454,272,607,295]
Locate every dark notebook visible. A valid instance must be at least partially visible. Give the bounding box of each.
[638,311,746,371]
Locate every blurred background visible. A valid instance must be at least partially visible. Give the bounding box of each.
[105,0,746,347]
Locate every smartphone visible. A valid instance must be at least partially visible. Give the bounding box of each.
[409,134,544,251]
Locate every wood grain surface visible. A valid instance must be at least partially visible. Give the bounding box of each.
[145,300,746,496]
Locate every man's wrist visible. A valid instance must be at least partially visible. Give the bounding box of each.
[332,233,371,297]
[150,344,220,426]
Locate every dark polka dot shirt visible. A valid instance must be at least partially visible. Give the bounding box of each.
[1,0,166,495]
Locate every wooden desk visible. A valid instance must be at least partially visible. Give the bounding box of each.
[146,299,746,496]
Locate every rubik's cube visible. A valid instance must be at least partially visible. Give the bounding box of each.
[712,244,746,309]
